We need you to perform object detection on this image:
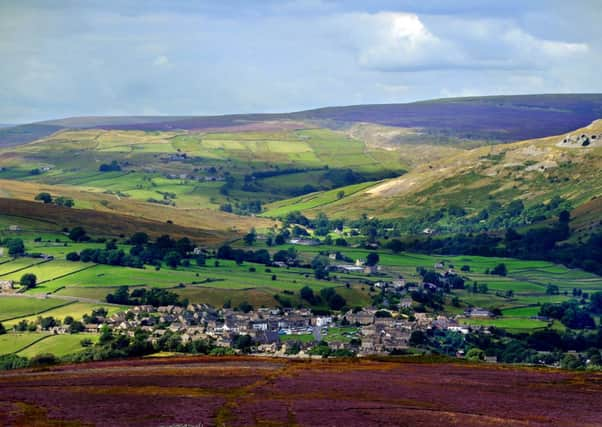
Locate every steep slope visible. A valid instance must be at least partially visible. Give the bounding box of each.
[266,120,602,231]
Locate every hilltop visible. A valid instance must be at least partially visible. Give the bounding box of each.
[2,94,602,147]
[1,95,601,239]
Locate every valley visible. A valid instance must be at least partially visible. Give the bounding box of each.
[0,94,601,383]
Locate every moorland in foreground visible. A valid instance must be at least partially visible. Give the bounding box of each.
[1,356,601,426]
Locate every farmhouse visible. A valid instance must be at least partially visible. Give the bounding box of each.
[464,307,494,318]
[328,264,364,274]
[288,238,320,246]
[364,265,378,275]
[0,280,14,291]
[344,309,375,326]
[8,225,21,232]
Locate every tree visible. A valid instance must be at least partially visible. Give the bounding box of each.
[66,252,80,261]
[175,237,194,256]
[366,252,380,266]
[6,238,25,256]
[237,301,253,313]
[68,321,85,333]
[130,232,149,246]
[106,286,130,305]
[387,239,403,253]
[0,322,5,335]
[590,292,602,314]
[491,263,507,276]
[409,330,428,346]
[243,228,257,246]
[55,196,74,208]
[35,192,53,204]
[300,286,316,304]
[195,253,206,266]
[337,190,345,200]
[558,210,571,224]
[39,316,56,330]
[99,160,121,172]
[68,227,88,242]
[466,348,486,361]
[233,334,254,353]
[311,256,329,280]
[320,288,346,310]
[164,251,181,268]
[20,273,37,289]
[334,238,348,247]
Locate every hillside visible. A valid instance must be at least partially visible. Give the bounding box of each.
[1,357,601,426]
[2,94,602,147]
[1,99,601,237]
[0,126,409,222]
[265,120,602,234]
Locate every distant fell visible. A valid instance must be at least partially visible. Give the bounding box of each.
[2,94,602,146]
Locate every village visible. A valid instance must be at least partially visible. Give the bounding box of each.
[30,300,496,358]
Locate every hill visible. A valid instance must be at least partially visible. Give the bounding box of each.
[3,94,602,146]
[265,120,602,234]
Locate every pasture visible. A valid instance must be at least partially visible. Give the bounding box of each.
[2,229,601,333]
[0,297,69,321]
[2,302,122,328]
[0,333,50,355]
[17,333,99,358]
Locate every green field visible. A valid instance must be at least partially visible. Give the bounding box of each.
[0,297,70,321]
[2,302,122,328]
[17,333,99,358]
[2,260,95,286]
[281,333,314,343]
[0,333,50,355]
[4,237,600,325]
[459,317,559,333]
[262,181,378,218]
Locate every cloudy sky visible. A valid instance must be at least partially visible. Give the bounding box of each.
[1,0,601,123]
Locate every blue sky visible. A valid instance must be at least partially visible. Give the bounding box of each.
[1,0,601,123]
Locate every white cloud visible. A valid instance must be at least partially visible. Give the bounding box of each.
[335,12,589,71]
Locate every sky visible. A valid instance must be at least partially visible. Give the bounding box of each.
[1,0,601,123]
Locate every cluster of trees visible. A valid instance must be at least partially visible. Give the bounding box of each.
[219,200,263,215]
[99,160,122,172]
[539,300,597,329]
[2,238,25,256]
[34,192,74,207]
[308,341,355,358]
[216,244,272,266]
[66,231,199,269]
[409,324,602,369]
[106,286,187,307]
[10,309,102,334]
[416,267,465,291]
[398,213,602,276]
[400,196,572,235]
[299,286,347,311]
